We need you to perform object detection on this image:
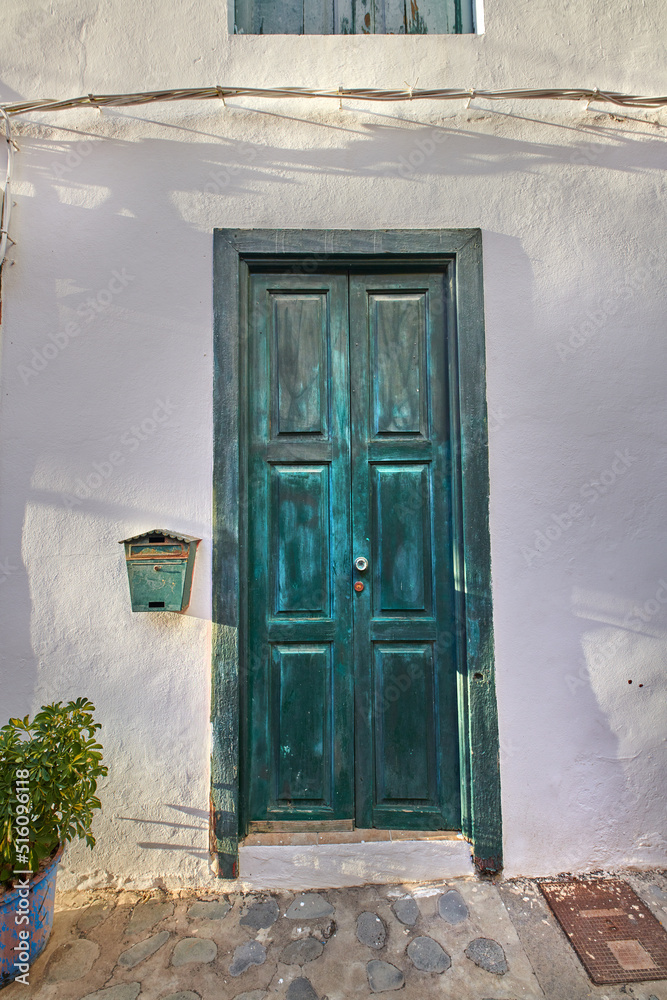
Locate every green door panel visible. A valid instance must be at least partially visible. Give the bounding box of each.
[350,273,460,830]
[370,291,428,435]
[247,273,353,822]
[273,644,333,802]
[272,465,330,614]
[247,268,460,830]
[272,294,330,435]
[373,464,432,613]
[373,644,436,801]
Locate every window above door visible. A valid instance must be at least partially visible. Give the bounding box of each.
[234,0,475,34]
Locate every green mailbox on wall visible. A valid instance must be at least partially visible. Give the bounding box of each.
[120,530,201,613]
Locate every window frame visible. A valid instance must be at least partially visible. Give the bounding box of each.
[232,0,478,35]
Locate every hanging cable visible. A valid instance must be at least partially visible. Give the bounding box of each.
[0,84,662,272]
[1,85,666,117]
[0,109,15,276]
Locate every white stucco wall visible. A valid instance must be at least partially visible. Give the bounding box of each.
[0,0,666,885]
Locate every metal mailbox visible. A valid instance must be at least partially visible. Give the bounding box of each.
[119,529,200,613]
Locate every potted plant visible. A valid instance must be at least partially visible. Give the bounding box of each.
[0,698,107,988]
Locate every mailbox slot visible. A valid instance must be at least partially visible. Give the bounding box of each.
[130,543,186,558]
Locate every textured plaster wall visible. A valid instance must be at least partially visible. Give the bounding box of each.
[0,0,666,885]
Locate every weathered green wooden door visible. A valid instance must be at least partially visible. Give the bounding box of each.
[247,269,460,829]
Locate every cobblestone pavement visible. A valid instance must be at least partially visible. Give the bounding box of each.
[3,872,667,1000]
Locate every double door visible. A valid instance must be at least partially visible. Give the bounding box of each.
[246,268,460,830]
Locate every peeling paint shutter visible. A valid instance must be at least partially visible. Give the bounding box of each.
[235,0,470,34]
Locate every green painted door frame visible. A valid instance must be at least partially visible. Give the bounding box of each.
[212,229,501,877]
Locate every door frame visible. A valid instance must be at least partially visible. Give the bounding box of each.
[212,228,501,877]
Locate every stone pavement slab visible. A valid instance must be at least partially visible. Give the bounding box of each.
[229,940,267,976]
[391,895,419,926]
[285,894,334,920]
[285,978,319,999]
[279,937,324,965]
[499,873,667,1000]
[356,911,387,948]
[240,899,280,930]
[43,939,99,982]
[80,987,141,1000]
[406,934,451,972]
[125,900,174,937]
[77,903,115,933]
[465,936,509,975]
[188,900,232,921]
[438,887,469,924]
[2,872,667,1000]
[171,937,217,966]
[117,930,170,969]
[366,959,405,992]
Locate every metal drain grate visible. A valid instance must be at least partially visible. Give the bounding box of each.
[541,879,667,984]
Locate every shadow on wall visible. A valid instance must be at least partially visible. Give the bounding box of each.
[132,801,211,862]
[0,97,665,872]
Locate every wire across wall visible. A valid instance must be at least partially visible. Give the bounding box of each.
[2,85,667,116]
[1,84,666,272]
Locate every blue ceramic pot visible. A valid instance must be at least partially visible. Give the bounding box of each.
[0,846,62,989]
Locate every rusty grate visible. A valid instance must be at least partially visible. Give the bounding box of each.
[541,879,667,985]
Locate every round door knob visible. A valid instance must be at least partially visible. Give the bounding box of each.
[354,556,368,572]
[354,581,365,592]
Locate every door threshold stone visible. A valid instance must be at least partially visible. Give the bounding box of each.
[238,838,473,889]
[243,829,464,846]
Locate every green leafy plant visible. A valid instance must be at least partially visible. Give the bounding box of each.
[0,698,107,889]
